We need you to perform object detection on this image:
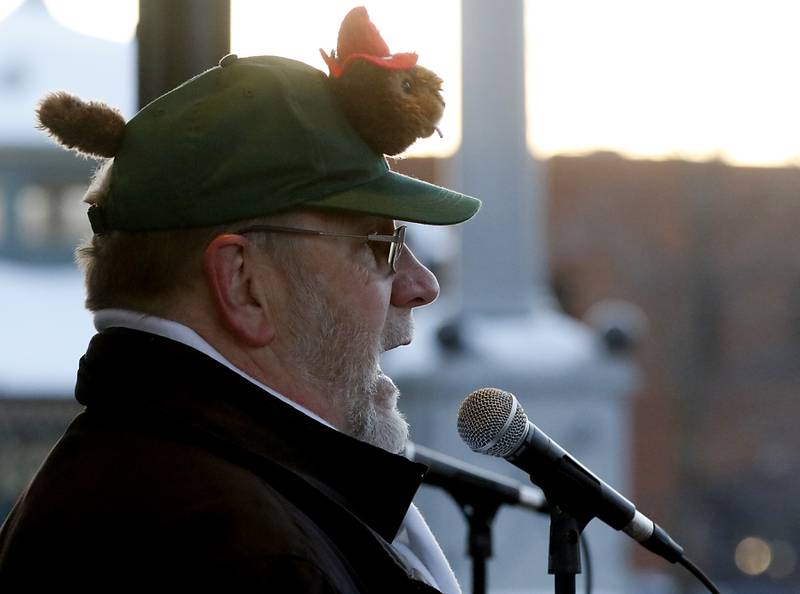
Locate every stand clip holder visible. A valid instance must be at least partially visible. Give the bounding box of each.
[548,504,590,594]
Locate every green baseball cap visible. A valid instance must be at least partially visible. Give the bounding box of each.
[89,54,480,233]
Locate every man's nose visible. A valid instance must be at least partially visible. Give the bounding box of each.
[390,247,440,308]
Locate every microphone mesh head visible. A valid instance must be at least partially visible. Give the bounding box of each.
[457,388,529,457]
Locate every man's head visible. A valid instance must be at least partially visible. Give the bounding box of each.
[39,54,480,452]
[200,208,440,452]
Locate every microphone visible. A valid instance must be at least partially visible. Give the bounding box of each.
[456,387,684,563]
[405,441,549,513]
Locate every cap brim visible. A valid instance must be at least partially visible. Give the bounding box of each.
[305,170,481,225]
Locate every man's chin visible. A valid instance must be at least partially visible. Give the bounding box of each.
[347,371,408,454]
[373,371,400,409]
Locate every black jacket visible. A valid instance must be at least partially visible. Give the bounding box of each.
[0,328,439,592]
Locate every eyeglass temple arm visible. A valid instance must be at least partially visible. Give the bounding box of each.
[236,225,401,243]
[301,230,400,243]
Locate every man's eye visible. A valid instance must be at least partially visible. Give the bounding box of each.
[366,241,389,268]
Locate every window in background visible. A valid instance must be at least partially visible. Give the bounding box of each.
[0,0,136,262]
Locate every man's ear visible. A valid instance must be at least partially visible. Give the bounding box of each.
[203,234,275,347]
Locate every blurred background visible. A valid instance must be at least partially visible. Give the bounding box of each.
[0,1,797,592]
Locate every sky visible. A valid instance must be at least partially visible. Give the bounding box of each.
[1,0,798,166]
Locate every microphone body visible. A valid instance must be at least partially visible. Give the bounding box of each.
[457,388,684,563]
[511,420,635,529]
[405,442,548,513]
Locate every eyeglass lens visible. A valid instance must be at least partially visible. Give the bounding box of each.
[388,226,406,272]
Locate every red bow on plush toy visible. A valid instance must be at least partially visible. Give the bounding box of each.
[320,6,445,156]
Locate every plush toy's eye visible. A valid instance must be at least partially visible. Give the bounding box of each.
[401,79,413,93]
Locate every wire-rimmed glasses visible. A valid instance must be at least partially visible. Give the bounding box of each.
[233,224,407,273]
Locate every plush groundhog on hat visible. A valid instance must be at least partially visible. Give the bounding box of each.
[320,6,445,156]
[36,6,445,163]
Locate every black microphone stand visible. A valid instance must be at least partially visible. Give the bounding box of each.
[448,490,502,594]
[547,504,590,594]
[410,442,549,594]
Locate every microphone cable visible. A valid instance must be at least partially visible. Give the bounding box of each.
[579,532,592,594]
[678,555,720,594]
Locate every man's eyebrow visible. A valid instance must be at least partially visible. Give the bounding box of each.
[351,217,393,234]
[370,218,397,233]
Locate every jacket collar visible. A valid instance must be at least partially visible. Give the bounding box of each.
[75,327,427,541]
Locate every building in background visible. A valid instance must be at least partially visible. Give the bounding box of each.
[548,152,800,593]
[0,0,134,517]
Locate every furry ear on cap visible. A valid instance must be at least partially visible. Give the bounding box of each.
[36,91,126,159]
[320,7,445,156]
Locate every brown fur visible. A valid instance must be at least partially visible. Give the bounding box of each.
[331,62,445,156]
[36,91,126,159]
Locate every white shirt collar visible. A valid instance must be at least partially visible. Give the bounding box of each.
[92,308,336,430]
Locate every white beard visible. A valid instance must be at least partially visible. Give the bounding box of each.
[281,269,410,454]
[346,369,409,454]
